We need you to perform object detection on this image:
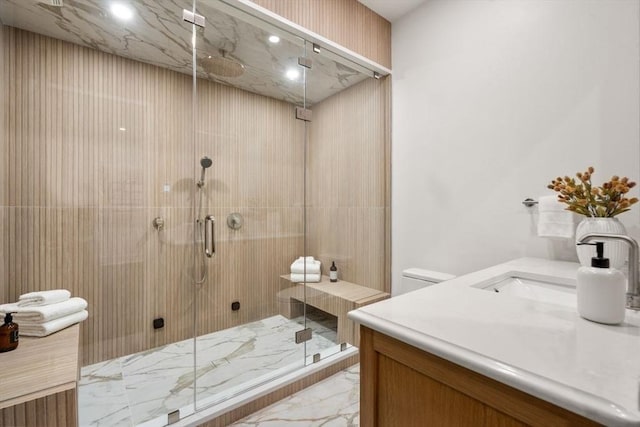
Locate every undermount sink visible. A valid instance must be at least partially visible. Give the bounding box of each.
[473,273,577,308]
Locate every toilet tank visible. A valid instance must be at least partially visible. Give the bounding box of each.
[394,268,456,297]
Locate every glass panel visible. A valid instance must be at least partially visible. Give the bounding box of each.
[191,0,308,410]
[302,43,375,362]
[0,1,197,425]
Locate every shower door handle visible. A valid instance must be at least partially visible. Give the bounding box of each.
[205,215,215,258]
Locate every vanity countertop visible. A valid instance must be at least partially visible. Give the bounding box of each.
[348,257,640,426]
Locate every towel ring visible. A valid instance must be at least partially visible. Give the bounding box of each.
[522,198,538,208]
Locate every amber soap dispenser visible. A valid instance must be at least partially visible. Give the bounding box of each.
[0,312,19,352]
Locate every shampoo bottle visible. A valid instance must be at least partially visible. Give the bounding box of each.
[330,261,338,282]
[576,241,626,325]
[0,312,19,352]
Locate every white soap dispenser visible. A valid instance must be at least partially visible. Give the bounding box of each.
[576,241,626,325]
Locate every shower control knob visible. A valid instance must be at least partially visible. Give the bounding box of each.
[152,217,165,231]
[227,212,243,230]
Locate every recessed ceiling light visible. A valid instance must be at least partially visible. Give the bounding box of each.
[110,3,133,21]
[119,127,126,131]
[285,68,300,81]
[268,35,280,44]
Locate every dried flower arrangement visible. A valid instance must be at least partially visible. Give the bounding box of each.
[548,167,638,217]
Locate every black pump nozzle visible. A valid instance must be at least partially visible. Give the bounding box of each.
[3,312,15,324]
[577,241,609,268]
[595,241,604,259]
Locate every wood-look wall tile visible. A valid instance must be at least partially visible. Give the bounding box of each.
[306,207,385,292]
[195,83,306,209]
[7,29,102,208]
[307,77,390,292]
[194,207,303,335]
[1,27,6,306]
[251,0,391,69]
[5,207,98,363]
[0,389,77,427]
[0,208,7,305]
[309,78,387,208]
[4,23,389,368]
[4,25,196,211]
[382,77,391,290]
[153,68,193,209]
[1,26,7,208]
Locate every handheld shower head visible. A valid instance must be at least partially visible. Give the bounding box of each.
[198,156,213,187]
[200,157,213,169]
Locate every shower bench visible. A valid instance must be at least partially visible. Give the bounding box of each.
[278,275,389,347]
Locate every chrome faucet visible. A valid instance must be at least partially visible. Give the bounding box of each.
[577,233,640,310]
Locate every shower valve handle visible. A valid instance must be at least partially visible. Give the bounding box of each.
[205,215,215,258]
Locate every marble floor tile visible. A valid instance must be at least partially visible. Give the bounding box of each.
[79,314,339,427]
[78,358,133,427]
[231,364,360,426]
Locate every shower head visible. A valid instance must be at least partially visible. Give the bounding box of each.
[200,156,213,169]
[198,156,213,188]
[200,50,245,78]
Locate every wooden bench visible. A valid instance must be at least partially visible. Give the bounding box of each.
[0,324,80,426]
[278,275,389,347]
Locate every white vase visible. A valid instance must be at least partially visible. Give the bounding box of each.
[575,217,628,269]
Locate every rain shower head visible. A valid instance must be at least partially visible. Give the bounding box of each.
[200,50,245,78]
[198,156,213,187]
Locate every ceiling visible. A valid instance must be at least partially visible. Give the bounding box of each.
[0,0,369,106]
[358,0,428,23]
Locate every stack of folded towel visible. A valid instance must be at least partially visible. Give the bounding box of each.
[0,290,88,337]
[290,256,322,283]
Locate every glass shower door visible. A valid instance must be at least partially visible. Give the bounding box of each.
[189,0,310,409]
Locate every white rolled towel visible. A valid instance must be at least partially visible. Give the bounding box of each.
[290,273,321,283]
[537,195,576,239]
[19,310,88,337]
[17,289,71,307]
[290,260,321,274]
[0,297,88,322]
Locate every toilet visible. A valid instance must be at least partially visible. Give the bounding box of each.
[394,268,456,297]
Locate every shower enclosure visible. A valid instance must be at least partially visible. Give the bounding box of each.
[0,0,389,425]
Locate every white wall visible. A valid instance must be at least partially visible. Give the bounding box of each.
[392,0,640,287]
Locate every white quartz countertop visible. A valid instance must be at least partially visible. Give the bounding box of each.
[348,257,640,426]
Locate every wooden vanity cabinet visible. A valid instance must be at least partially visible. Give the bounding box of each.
[359,326,601,427]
